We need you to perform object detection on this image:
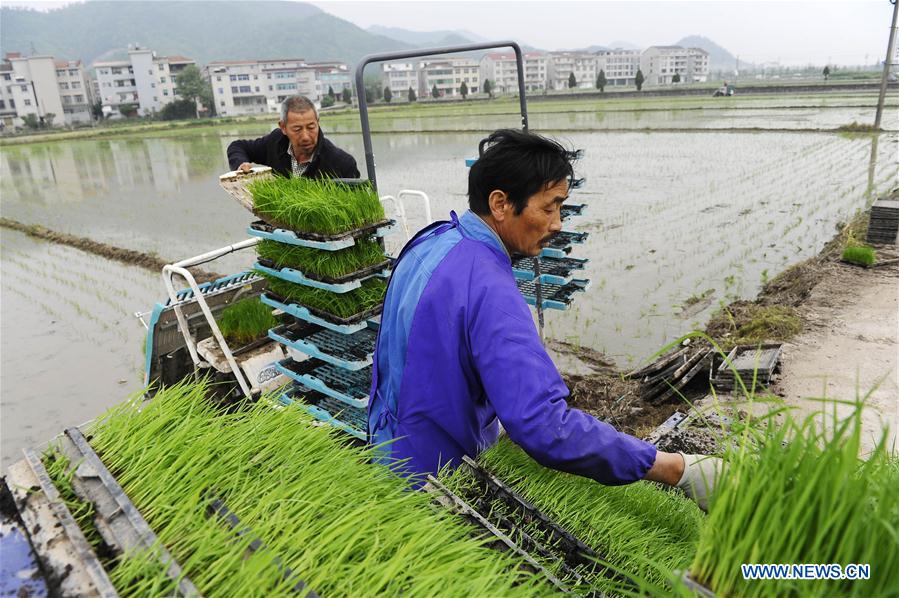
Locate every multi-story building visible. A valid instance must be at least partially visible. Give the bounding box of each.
[6,54,64,127]
[384,62,419,99]
[94,47,197,117]
[208,58,327,117]
[640,46,710,85]
[594,49,641,86]
[54,60,93,124]
[548,52,597,90]
[420,58,479,98]
[309,61,352,99]
[480,52,548,94]
[0,59,19,129]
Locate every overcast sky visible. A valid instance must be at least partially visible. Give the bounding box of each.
[5,0,890,66]
[315,0,887,66]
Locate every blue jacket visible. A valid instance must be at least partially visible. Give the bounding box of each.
[368,210,657,485]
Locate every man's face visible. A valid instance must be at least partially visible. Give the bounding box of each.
[279,109,319,160]
[494,179,568,256]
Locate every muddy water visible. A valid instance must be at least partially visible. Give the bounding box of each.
[1,103,897,464]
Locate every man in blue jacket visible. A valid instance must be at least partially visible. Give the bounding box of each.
[227,95,359,179]
[369,129,721,510]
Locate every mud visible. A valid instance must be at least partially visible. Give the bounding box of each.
[654,427,721,454]
[0,217,223,284]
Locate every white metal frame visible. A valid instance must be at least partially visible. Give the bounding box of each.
[161,238,260,398]
[379,189,433,243]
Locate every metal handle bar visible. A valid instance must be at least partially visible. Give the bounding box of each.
[354,41,529,192]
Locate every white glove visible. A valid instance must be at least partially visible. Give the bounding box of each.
[676,453,724,512]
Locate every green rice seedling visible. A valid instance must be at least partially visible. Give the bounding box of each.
[87,379,549,596]
[690,399,899,596]
[256,239,387,280]
[107,548,183,596]
[263,274,386,319]
[442,437,704,593]
[841,245,875,267]
[248,177,385,235]
[215,297,277,345]
[43,447,107,555]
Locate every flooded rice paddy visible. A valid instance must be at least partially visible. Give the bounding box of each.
[1,95,897,465]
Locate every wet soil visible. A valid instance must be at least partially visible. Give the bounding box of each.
[0,217,223,284]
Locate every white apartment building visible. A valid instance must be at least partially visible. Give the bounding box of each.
[480,52,548,94]
[640,46,710,85]
[55,60,93,124]
[384,62,419,99]
[548,52,597,90]
[594,49,641,86]
[5,54,64,128]
[207,58,322,117]
[310,62,352,99]
[94,47,197,117]
[421,58,479,98]
[0,60,20,128]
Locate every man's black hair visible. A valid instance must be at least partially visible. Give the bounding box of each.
[468,129,574,216]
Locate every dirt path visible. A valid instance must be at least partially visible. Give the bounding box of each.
[773,259,898,453]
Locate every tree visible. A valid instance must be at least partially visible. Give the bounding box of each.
[431,84,439,99]
[823,65,830,81]
[364,86,375,104]
[328,85,335,99]
[91,100,103,120]
[408,86,417,102]
[22,113,40,129]
[321,95,335,108]
[635,69,645,91]
[460,81,468,100]
[43,112,55,127]
[672,72,681,84]
[342,87,351,103]
[383,86,392,103]
[175,65,213,118]
[160,99,196,120]
[596,69,607,93]
[568,72,577,89]
[483,78,493,99]
[118,102,138,117]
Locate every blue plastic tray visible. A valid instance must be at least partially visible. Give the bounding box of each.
[254,261,389,294]
[539,230,589,258]
[517,278,590,310]
[268,322,375,371]
[248,220,395,250]
[277,385,367,440]
[511,255,588,285]
[261,293,378,335]
[276,358,371,409]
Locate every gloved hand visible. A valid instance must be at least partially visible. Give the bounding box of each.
[676,453,724,512]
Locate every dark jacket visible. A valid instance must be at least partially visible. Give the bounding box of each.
[227,128,360,179]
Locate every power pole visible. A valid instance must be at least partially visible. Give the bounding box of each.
[874,0,898,130]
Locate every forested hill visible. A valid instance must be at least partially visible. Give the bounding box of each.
[1,1,411,66]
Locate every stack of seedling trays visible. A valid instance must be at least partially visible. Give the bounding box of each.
[243,176,395,440]
[514,192,590,311]
[710,343,782,392]
[866,198,899,245]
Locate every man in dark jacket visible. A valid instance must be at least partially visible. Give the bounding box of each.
[227,95,359,179]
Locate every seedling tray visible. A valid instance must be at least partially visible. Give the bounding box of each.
[277,385,367,440]
[268,321,376,371]
[539,230,589,258]
[254,259,390,294]
[516,278,589,310]
[248,219,395,251]
[560,203,587,222]
[511,255,588,285]
[275,357,371,409]
[712,343,781,390]
[261,292,382,334]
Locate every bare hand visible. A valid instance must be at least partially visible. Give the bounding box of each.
[237,162,252,173]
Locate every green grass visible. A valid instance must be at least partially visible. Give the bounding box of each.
[87,379,548,596]
[249,177,384,235]
[263,274,386,319]
[215,297,277,345]
[690,400,899,596]
[256,238,386,279]
[708,303,803,349]
[442,437,704,593]
[842,245,876,267]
